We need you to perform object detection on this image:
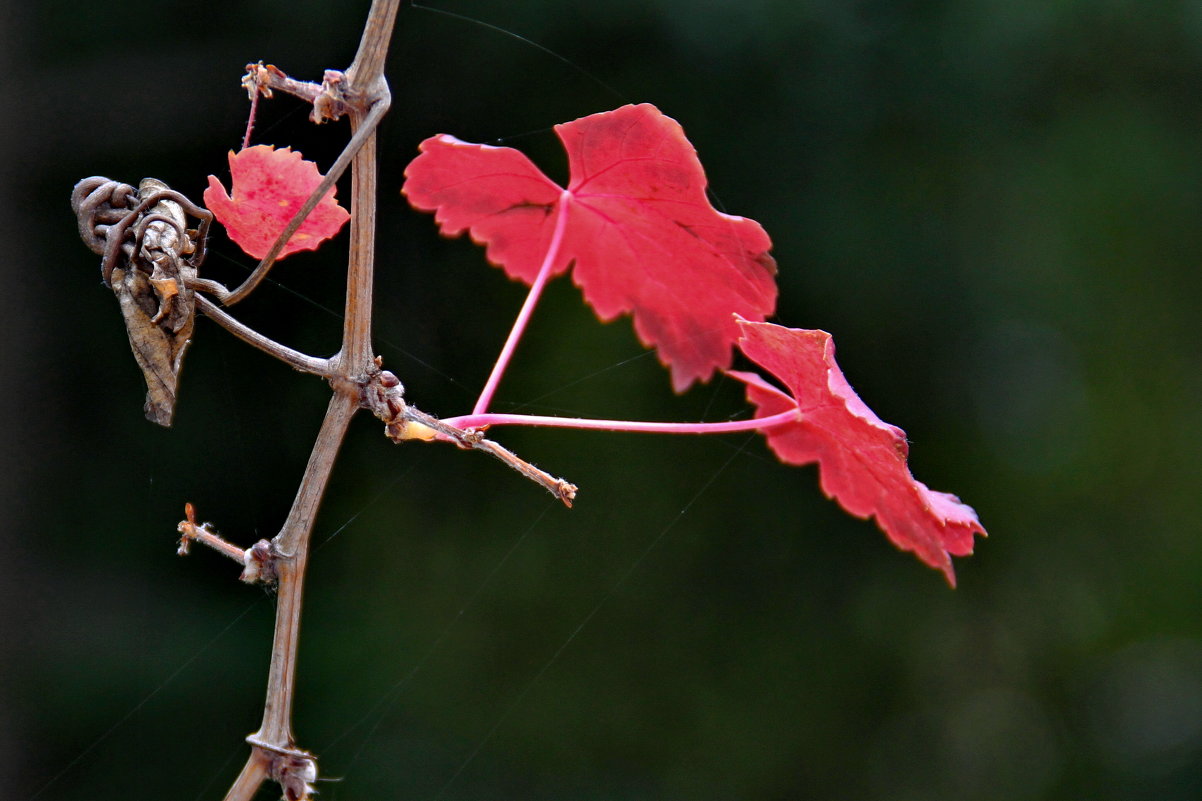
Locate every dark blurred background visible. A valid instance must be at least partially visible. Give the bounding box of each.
[5,1,1202,799]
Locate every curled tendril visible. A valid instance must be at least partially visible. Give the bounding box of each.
[71,177,137,255]
[71,177,213,285]
[72,176,215,426]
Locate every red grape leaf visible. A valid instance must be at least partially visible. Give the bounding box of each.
[729,318,985,585]
[203,145,349,260]
[402,103,778,392]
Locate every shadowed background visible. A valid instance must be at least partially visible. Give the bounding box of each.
[5,1,1202,799]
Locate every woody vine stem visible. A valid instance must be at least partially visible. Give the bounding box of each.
[159,2,407,797]
[81,3,583,798]
[215,3,398,799]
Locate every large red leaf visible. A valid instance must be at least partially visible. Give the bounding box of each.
[204,145,349,260]
[729,318,985,584]
[402,103,778,392]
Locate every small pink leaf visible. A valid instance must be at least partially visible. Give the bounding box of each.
[204,145,349,260]
[403,103,778,392]
[729,318,985,585]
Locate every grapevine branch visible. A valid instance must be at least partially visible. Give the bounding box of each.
[194,295,333,376]
[71,0,988,796]
[212,3,400,799]
[69,3,579,797]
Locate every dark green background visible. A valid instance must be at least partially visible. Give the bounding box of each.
[5,1,1201,799]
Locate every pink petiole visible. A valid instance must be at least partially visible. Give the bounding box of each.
[442,408,800,436]
[472,190,573,416]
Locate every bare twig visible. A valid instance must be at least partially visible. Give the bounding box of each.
[177,503,244,562]
[243,62,322,108]
[404,406,579,507]
[177,503,278,585]
[358,369,578,507]
[194,295,333,376]
[243,62,359,124]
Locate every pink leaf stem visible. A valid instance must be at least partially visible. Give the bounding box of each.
[472,191,573,415]
[442,409,799,435]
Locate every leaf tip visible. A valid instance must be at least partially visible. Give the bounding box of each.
[733,320,987,584]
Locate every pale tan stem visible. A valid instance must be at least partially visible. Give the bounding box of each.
[219,2,399,798]
[259,391,357,737]
[221,751,271,801]
[398,405,578,507]
[219,395,354,801]
[336,103,382,374]
[346,0,401,89]
[195,295,333,376]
